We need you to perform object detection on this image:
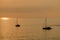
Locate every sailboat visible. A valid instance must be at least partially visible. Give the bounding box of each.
[43,17,52,30]
[15,17,20,27]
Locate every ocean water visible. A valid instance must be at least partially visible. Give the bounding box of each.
[0,18,60,40]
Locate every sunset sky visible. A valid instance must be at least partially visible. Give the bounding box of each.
[0,0,60,18]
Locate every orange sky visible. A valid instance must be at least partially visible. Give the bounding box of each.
[0,0,60,18]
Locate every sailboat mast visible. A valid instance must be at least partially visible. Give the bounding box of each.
[45,17,47,27]
[16,17,18,24]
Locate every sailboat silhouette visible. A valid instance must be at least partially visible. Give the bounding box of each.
[16,17,20,27]
[43,17,52,30]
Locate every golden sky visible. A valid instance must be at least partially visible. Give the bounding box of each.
[0,0,60,18]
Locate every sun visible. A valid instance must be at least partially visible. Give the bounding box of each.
[1,17,9,20]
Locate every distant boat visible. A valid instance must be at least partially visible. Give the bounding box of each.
[42,17,52,30]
